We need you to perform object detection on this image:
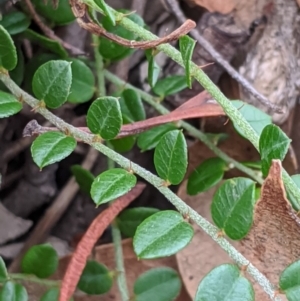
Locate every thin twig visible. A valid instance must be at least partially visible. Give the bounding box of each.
[0,73,282,301]
[23,0,84,55]
[162,0,282,114]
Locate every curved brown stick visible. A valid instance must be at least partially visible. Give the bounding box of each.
[59,183,146,301]
[69,0,196,49]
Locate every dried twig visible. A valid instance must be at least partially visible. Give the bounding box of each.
[59,183,146,301]
[69,0,196,49]
[23,0,84,55]
[162,0,283,114]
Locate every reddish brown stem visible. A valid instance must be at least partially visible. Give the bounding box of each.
[59,183,146,301]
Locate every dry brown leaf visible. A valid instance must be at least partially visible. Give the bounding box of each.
[25,239,191,301]
[238,160,300,300]
[186,0,237,14]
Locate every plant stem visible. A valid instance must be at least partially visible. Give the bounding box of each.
[92,35,106,97]
[112,223,129,301]
[104,70,264,185]
[86,2,300,207]
[0,73,282,301]
[10,273,60,287]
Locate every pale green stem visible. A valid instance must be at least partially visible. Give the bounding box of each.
[10,273,60,287]
[104,70,264,185]
[92,35,106,97]
[0,73,282,301]
[111,223,129,301]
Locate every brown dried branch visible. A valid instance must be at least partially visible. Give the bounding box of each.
[58,183,146,301]
[69,0,196,49]
[24,0,84,55]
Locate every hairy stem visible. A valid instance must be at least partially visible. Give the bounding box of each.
[104,70,264,185]
[0,73,282,301]
[10,273,60,287]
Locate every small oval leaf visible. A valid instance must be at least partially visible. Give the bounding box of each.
[211,178,256,240]
[145,49,161,87]
[21,244,58,278]
[279,260,300,301]
[0,257,8,282]
[87,97,122,140]
[117,207,159,238]
[187,157,226,195]
[133,210,194,259]
[259,124,291,177]
[134,267,181,301]
[137,123,177,151]
[109,136,136,153]
[232,101,272,137]
[32,0,75,25]
[0,282,28,301]
[154,130,187,185]
[120,89,145,122]
[0,25,17,70]
[0,11,30,35]
[68,59,95,103]
[31,132,76,169]
[78,261,113,295]
[179,35,196,88]
[32,60,72,109]
[91,168,137,206]
[152,75,188,97]
[71,165,95,196]
[0,91,22,118]
[195,264,254,301]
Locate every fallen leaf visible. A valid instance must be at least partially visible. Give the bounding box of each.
[185,0,237,14]
[238,160,300,300]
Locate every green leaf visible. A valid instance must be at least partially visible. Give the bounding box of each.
[154,130,187,185]
[0,257,8,282]
[279,260,300,301]
[195,264,254,301]
[23,29,68,58]
[0,91,22,118]
[117,207,159,237]
[32,60,72,109]
[232,101,272,137]
[68,59,95,103]
[134,267,181,301]
[87,97,122,139]
[32,0,75,25]
[145,49,160,87]
[211,178,256,240]
[109,136,136,153]
[179,35,196,88]
[133,210,194,259]
[21,244,58,278]
[71,165,95,196]
[91,168,137,206]
[94,0,116,26]
[152,75,188,98]
[287,175,300,209]
[137,123,177,151]
[40,288,74,301]
[78,261,113,295]
[187,157,226,195]
[0,11,30,35]
[259,124,291,177]
[31,132,76,169]
[0,282,28,301]
[0,25,17,70]
[99,11,144,61]
[120,89,146,122]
